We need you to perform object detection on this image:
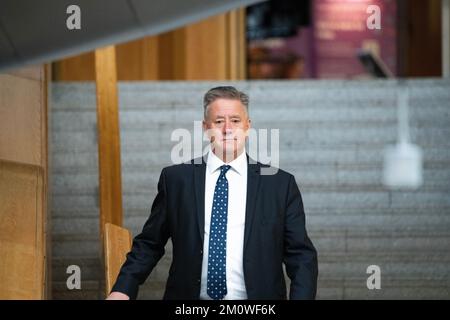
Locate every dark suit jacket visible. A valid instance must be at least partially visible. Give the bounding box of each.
[112,156,318,300]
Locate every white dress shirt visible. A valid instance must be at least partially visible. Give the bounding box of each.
[200,148,248,300]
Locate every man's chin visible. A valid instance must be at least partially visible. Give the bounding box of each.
[214,147,236,156]
[212,145,243,162]
[212,145,248,160]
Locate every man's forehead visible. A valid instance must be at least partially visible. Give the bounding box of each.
[213,113,242,118]
[210,99,244,108]
[209,100,246,112]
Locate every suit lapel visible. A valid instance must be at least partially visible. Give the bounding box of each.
[193,159,206,243]
[244,159,261,252]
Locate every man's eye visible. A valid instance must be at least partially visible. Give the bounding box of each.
[215,120,224,124]
[232,119,241,123]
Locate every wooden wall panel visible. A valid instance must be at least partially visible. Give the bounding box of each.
[0,161,44,299]
[52,51,95,81]
[53,9,246,81]
[103,223,132,296]
[43,64,51,299]
[158,29,187,80]
[0,73,43,166]
[95,47,123,238]
[227,9,246,80]
[184,14,228,80]
[0,65,49,299]
[7,66,43,81]
[116,37,159,80]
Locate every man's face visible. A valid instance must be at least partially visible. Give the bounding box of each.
[203,98,251,162]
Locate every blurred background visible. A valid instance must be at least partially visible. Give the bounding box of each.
[0,0,449,299]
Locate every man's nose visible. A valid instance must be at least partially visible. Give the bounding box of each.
[222,120,233,133]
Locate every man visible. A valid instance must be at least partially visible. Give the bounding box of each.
[107,86,318,300]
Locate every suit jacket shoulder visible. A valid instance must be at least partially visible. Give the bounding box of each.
[160,156,298,189]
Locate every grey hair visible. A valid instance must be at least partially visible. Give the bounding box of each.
[203,86,249,119]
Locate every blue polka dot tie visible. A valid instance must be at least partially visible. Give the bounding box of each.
[207,165,231,300]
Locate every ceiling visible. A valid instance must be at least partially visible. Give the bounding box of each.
[0,0,261,72]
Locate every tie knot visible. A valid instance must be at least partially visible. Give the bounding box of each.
[220,165,231,176]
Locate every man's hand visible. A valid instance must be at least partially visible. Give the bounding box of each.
[106,291,130,300]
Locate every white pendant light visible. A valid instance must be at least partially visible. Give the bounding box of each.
[382,85,423,189]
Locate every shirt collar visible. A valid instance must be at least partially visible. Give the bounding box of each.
[206,147,247,176]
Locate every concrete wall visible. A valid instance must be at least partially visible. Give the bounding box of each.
[51,80,450,299]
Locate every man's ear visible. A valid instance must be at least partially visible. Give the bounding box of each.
[244,119,252,138]
[202,120,207,131]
